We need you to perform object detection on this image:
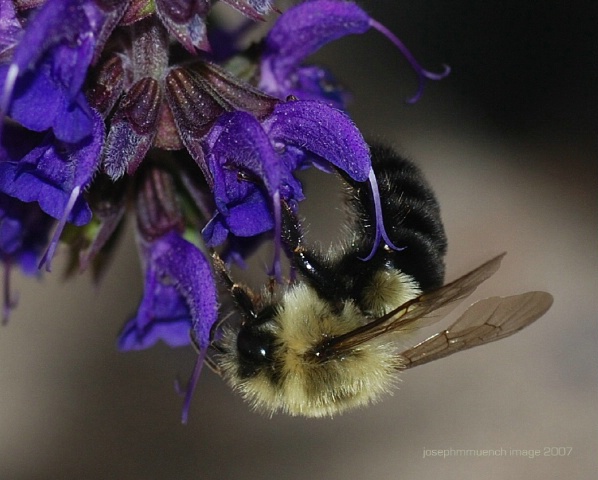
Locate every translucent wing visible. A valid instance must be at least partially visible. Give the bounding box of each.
[399,291,553,368]
[314,254,506,358]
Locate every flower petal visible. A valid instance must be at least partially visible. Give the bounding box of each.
[151,231,218,349]
[2,0,109,142]
[265,100,371,181]
[0,108,104,225]
[118,280,193,351]
[261,0,369,84]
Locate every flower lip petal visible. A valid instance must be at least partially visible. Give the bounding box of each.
[151,231,218,349]
[266,100,371,182]
[261,0,370,83]
[1,0,110,143]
[209,111,282,194]
[117,278,193,351]
[0,108,104,226]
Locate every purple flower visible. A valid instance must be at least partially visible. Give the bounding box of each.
[0,110,104,225]
[119,230,218,351]
[0,108,104,270]
[259,0,370,106]
[0,0,124,143]
[260,0,450,105]
[202,99,372,274]
[118,282,193,351]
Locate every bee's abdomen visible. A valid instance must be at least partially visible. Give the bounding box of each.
[346,144,447,291]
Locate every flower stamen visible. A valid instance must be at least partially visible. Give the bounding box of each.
[361,168,405,261]
[39,186,81,272]
[368,18,450,104]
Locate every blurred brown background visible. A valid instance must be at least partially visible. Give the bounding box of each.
[1,1,596,479]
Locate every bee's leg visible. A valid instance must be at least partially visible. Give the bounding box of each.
[280,201,345,305]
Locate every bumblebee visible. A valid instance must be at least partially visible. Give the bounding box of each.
[211,145,553,417]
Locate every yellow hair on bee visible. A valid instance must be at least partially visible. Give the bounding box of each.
[361,268,421,316]
[219,275,420,417]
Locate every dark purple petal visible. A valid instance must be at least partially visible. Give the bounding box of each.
[202,215,230,247]
[10,0,103,75]
[0,108,104,225]
[1,0,112,142]
[118,316,193,350]
[4,65,95,143]
[203,193,275,245]
[265,100,371,181]
[208,111,281,197]
[225,190,274,237]
[150,231,218,349]
[5,66,65,132]
[0,192,53,271]
[118,280,193,351]
[52,92,96,144]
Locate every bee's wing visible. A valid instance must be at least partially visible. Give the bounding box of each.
[399,291,553,368]
[316,253,506,357]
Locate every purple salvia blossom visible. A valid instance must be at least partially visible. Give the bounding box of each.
[149,231,218,351]
[202,98,374,273]
[0,108,105,270]
[118,270,193,351]
[260,0,449,105]
[0,0,125,142]
[118,229,218,424]
[119,230,217,350]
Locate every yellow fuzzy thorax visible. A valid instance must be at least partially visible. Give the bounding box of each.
[219,268,421,417]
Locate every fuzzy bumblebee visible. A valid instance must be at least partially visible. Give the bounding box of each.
[213,145,552,417]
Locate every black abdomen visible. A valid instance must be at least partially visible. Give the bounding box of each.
[283,143,447,307]
[343,144,447,292]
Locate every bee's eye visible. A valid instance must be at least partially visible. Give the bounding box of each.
[236,325,275,375]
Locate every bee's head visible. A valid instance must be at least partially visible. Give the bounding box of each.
[235,305,278,378]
